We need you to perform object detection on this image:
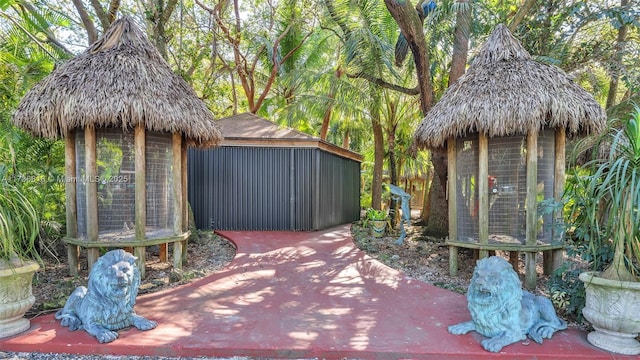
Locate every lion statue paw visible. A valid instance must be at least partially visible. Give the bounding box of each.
[448,256,566,352]
[55,249,157,343]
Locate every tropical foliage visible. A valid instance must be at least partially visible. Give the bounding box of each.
[0,0,70,258]
[0,0,638,246]
[0,165,41,266]
[566,106,640,282]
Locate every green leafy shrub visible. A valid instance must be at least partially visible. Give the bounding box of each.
[365,208,388,221]
[0,171,42,267]
[565,106,640,281]
[547,260,586,322]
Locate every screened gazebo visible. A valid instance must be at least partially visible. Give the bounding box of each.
[413,24,606,289]
[12,17,222,277]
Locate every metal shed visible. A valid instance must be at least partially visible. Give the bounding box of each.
[188,113,362,231]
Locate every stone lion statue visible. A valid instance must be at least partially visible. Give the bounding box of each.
[448,256,566,352]
[55,249,157,343]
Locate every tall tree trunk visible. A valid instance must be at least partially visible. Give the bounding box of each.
[605,0,629,109]
[371,89,385,210]
[388,121,399,223]
[424,148,448,234]
[384,0,433,115]
[144,0,179,60]
[385,0,442,228]
[320,67,343,140]
[449,0,471,86]
[71,0,99,44]
[372,118,385,210]
[420,165,433,219]
[423,0,471,232]
[89,0,118,30]
[342,129,350,149]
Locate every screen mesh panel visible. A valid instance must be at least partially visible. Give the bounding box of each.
[455,136,479,242]
[455,132,557,246]
[537,131,556,244]
[75,129,174,243]
[145,131,175,239]
[487,135,527,243]
[75,131,87,239]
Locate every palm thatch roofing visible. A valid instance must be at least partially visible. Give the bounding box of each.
[12,16,221,148]
[413,24,606,149]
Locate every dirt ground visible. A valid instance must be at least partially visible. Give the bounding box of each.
[28,220,581,330]
[27,231,236,319]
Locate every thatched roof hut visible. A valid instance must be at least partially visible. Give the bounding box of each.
[413,24,606,149]
[11,16,222,277]
[12,16,222,148]
[415,24,607,290]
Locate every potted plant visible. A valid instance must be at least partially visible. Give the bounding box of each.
[0,170,42,338]
[365,208,388,238]
[567,106,640,355]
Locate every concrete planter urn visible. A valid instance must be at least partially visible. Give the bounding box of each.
[0,261,39,338]
[370,220,387,238]
[579,271,640,355]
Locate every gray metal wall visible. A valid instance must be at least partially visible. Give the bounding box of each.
[188,146,360,231]
[315,151,361,229]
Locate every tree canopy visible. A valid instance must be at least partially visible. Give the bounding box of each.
[1,0,638,237]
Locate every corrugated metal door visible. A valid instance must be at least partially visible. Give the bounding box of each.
[188,146,360,231]
[189,147,292,230]
[314,151,361,229]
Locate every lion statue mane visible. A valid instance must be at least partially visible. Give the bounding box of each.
[55,249,157,343]
[448,256,567,352]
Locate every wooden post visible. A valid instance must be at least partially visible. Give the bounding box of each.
[447,138,459,276]
[65,132,80,275]
[525,131,539,290]
[545,128,567,274]
[181,140,189,264]
[159,245,169,262]
[509,251,519,271]
[172,133,183,269]
[84,127,100,269]
[159,244,169,262]
[134,125,146,277]
[478,133,489,259]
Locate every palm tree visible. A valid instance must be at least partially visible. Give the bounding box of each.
[0,0,73,61]
[0,0,70,258]
[324,0,422,210]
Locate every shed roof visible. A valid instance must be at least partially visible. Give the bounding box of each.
[12,16,222,148]
[413,24,606,149]
[217,113,362,162]
[217,112,316,140]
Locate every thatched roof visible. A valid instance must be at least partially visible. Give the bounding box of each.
[12,16,222,148]
[413,24,606,149]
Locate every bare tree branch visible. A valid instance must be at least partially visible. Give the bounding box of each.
[384,0,433,114]
[70,0,98,44]
[7,3,74,57]
[252,26,313,113]
[89,0,109,30]
[107,0,121,23]
[346,72,421,95]
[508,0,538,31]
